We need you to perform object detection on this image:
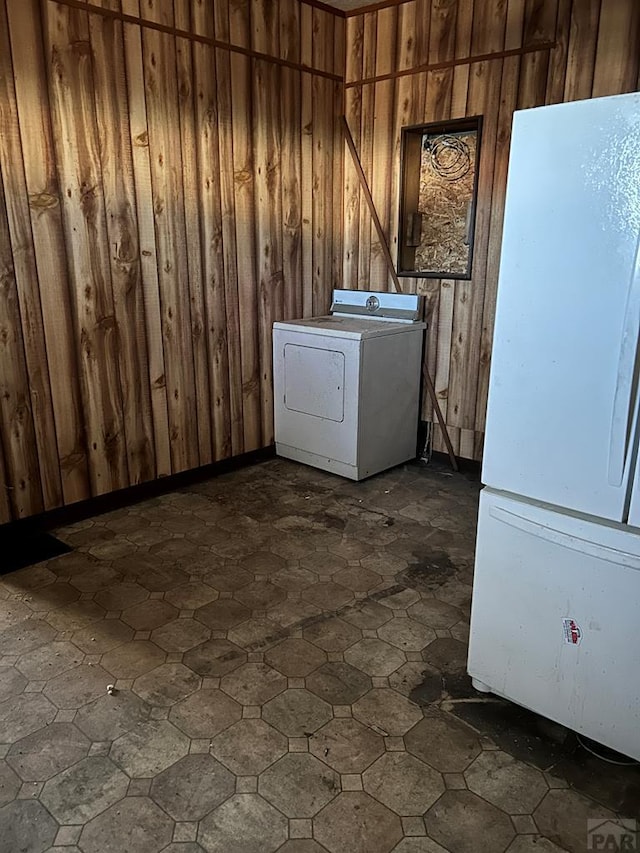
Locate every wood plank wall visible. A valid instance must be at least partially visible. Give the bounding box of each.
[0,0,343,523]
[343,0,640,460]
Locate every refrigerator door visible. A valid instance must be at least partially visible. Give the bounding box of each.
[468,488,640,761]
[483,93,640,522]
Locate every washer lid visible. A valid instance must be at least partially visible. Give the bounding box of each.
[330,289,422,322]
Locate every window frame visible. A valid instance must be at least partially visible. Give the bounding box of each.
[397,115,483,280]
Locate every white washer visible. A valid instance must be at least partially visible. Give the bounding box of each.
[273,290,426,480]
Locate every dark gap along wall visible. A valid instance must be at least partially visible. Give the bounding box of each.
[0,0,344,523]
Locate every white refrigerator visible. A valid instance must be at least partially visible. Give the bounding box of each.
[467,92,640,761]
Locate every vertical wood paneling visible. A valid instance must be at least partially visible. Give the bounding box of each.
[89,11,156,483]
[231,51,261,450]
[0,0,343,522]
[122,0,172,477]
[2,0,637,519]
[344,0,638,460]
[592,0,640,97]
[176,25,215,467]
[45,2,129,495]
[0,174,44,517]
[0,1,62,509]
[142,23,200,473]
[6,0,90,504]
[300,6,314,316]
[192,40,233,462]
[343,15,364,290]
[214,46,244,455]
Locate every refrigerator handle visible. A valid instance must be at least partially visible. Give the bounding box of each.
[608,232,640,487]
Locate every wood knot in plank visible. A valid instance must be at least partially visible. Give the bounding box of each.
[134,131,149,147]
[29,192,59,211]
[234,169,252,186]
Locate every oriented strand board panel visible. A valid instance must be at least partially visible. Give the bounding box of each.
[343,0,640,460]
[0,0,343,522]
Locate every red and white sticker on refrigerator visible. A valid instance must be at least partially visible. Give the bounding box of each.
[562,618,582,646]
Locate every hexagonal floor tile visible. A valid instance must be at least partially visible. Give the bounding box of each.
[405,713,481,772]
[465,750,549,814]
[164,581,219,610]
[71,619,134,655]
[68,564,122,593]
[0,799,57,853]
[533,789,616,853]
[227,617,281,651]
[278,843,330,853]
[302,582,354,612]
[221,663,286,705]
[204,565,253,592]
[264,639,326,677]
[137,565,189,592]
[0,619,57,657]
[425,789,515,853]
[0,761,20,807]
[306,662,372,705]
[150,539,200,562]
[110,719,189,777]
[239,551,286,576]
[150,753,235,821]
[79,796,173,853]
[210,718,287,775]
[262,689,332,737]
[101,640,166,679]
[363,752,444,815]
[421,638,468,672]
[23,581,80,612]
[195,599,250,630]
[169,688,242,739]
[352,689,422,737]
[183,638,247,677]
[133,663,201,707]
[235,580,287,611]
[344,639,405,677]
[43,664,113,709]
[302,618,362,653]
[259,752,339,817]
[328,538,374,561]
[75,689,151,741]
[7,722,89,781]
[300,551,347,576]
[314,792,402,853]
[333,566,382,592]
[94,581,149,612]
[0,667,27,704]
[392,840,449,853]
[122,600,178,632]
[271,566,317,593]
[198,793,288,853]
[407,599,463,629]
[46,600,105,633]
[377,618,436,653]
[309,718,384,774]
[40,755,129,824]
[0,693,57,743]
[150,618,210,653]
[506,838,567,853]
[342,600,392,631]
[16,641,83,681]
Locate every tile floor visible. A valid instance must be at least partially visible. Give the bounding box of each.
[0,458,637,853]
